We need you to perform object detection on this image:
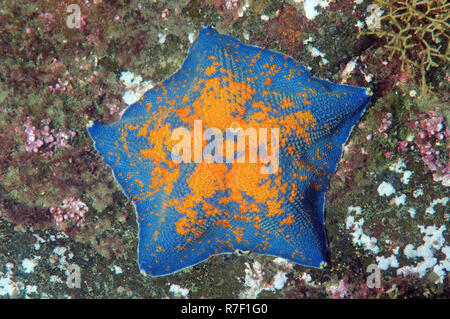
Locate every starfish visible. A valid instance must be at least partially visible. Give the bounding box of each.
[88,27,370,276]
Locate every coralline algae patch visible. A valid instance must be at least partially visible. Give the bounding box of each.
[346,206,379,254]
[0,260,38,298]
[239,258,290,299]
[168,284,190,298]
[342,156,449,285]
[299,0,332,20]
[0,224,143,298]
[119,71,155,106]
[0,230,75,298]
[398,225,449,284]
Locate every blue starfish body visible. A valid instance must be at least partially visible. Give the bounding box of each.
[88,27,370,276]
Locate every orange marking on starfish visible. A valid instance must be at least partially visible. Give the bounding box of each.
[289,184,298,203]
[205,65,217,76]
[278,110,316,145]
[215,218,232,229]
[280,97,294,109]
[230,227,244,243]
[126,124,138,130]
[174,106,190,119]
[280,214,295,226]
[134,178,144,188]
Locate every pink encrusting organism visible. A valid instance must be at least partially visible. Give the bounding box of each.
[23,117,76,157]
[49,197,88,230]
[24,118,45,153]
[397,140,408,152]
[106,102,122,116]
[377,112,392,138]
[328,279,350,299]
[38,12,55,32]
[412,113,449,186]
